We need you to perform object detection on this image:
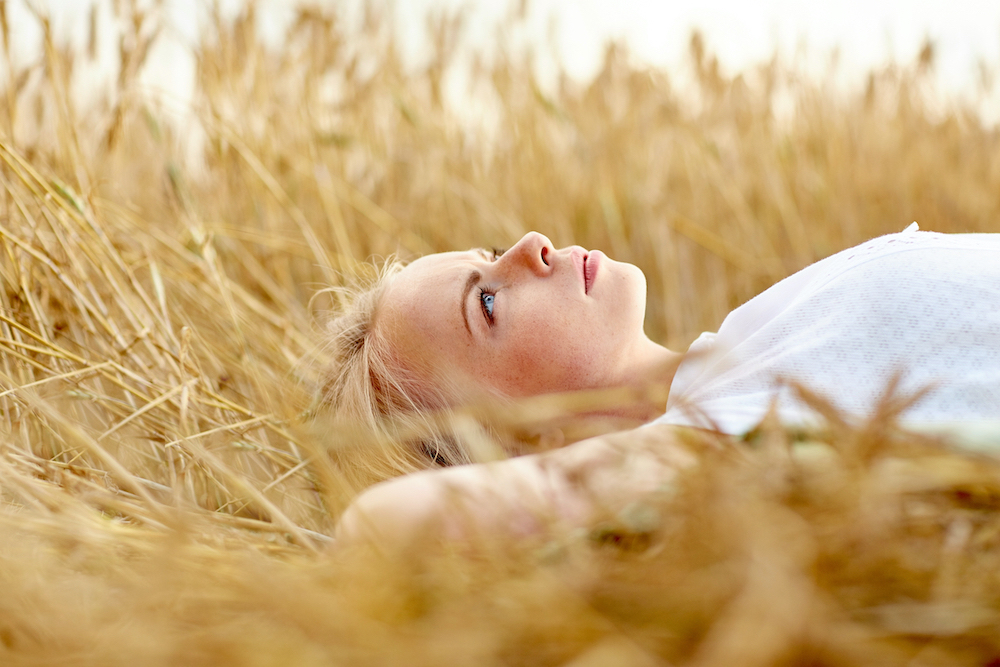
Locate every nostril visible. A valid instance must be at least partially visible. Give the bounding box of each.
[540,246,549,266]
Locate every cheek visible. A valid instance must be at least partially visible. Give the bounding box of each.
[489,317,598,395]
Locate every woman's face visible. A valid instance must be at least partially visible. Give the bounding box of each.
[378,232,652,398]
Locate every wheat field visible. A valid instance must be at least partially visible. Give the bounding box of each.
[1,2,1000,665]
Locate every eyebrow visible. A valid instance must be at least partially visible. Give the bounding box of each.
[461,269,481,337]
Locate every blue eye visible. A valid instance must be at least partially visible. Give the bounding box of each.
[479,289,496,324]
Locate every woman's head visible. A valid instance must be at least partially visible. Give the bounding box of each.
[323,231,664,476]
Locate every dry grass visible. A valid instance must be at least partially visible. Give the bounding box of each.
[0,1,999,664]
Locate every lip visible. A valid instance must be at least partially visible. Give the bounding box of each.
[583,250,602,294]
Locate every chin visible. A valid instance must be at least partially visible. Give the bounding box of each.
[604,263,648,334]
[619,262,648,304]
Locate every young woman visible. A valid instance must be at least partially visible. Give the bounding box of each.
[327,224,1000,547]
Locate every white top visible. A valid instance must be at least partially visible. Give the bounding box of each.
[655,225,1000,437]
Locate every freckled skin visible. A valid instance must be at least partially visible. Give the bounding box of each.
[379,232,676,400]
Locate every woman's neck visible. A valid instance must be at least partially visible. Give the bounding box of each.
[611,338,684,422]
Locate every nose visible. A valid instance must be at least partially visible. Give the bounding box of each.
[502,232,554,277]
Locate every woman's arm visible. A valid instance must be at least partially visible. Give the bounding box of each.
[335,424,699,549]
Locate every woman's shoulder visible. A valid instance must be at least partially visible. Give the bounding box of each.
[716,225,998,340]
[662,224,1000,434]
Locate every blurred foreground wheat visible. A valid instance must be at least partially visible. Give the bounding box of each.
[0,1,999,665]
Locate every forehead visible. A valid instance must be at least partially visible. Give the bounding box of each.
[377,250,479,367]
[385,250,475,312]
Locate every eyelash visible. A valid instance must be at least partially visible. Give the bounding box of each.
[479,287,496,326]
[476,248,504,326]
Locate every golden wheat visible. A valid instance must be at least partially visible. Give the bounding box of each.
[0,1,999,665]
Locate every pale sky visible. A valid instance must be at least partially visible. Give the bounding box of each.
[5,0,1000,121]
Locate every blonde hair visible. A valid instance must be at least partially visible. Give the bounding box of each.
[321,260,473,489]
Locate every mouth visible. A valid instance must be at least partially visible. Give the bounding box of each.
[583,250,601,294]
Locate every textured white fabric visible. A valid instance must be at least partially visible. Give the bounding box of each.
[656,226,1000,435]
